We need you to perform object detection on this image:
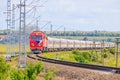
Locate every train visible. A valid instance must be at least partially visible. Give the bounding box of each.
[29,31,115,53]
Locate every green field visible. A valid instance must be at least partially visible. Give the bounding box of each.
[0,44,31,53]
[41,50,120,68]
[0,44,6,53]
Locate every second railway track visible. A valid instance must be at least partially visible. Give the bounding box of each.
[27,54,120,74]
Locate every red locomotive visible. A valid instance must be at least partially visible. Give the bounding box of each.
[30,31,48,53]
[30,31,115,53]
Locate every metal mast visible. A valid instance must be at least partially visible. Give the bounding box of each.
[18,0,26,68]
[64,27,66,38]
[10,4,16,57]
[50,24,52,36]
[6,0,11,61]
[115,38,120,68]
[36,20,39,31]
[101,40,105,66]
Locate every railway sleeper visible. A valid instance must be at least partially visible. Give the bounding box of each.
[111,69,120,74]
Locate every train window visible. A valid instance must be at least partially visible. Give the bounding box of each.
[32,36,42,40]
[31,36,36,39]
[37,36,42,40]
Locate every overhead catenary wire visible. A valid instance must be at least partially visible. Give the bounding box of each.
[14,0,45,22]
[26,15,41,26]
[15,4,43,21]
[40,21,51,29]
[28,0,36,5]
[36,0,41,3]
[15,6,36,21]
[26,7,37,18]
[54,25,64,31]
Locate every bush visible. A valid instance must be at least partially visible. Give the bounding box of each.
[11,62,44,80]
[45,69,56,80]
[104,53,108,58]
[0,57,10,80]
[109,48,115,55]
[73,51,89,63]
[104,48,108,52]
[35,62,44,75]
[72,50,92,63]
[74,54,87,63]
[72,50,80,55]
[72,50,98,63]
[11,70,27,80]
[26,64,36,80]
[90,52,98,62]
[82,52,91,60]
[91,55,97,61]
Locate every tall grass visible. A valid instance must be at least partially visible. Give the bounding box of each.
[41,49,120,67]
[0,44,30,53]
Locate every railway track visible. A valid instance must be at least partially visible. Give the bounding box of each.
[27,54,120,74]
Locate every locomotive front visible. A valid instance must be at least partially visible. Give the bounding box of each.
[30,31,47,53]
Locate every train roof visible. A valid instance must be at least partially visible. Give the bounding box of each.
[31,31,45,34]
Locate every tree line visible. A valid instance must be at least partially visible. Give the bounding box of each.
[45,31,120,37]
[0,30,120,37]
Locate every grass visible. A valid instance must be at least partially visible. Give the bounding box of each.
[42,50,120,67]
[0,44,6,53]
[0,44,31,54]
[42,51,76,62]
[42,50,94,62]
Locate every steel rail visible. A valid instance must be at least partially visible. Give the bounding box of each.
[27,54,120,74]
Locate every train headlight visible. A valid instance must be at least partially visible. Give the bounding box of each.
[31,43,34,46]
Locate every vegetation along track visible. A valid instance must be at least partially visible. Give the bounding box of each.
[27,54,120,74]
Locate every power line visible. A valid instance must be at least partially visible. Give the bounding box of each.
[26,7,36,18]
[15,6,36,21]
[40,21,51,29]
[26,15,41,26]
[54,25,64,31]
[15,4,43,21]
[29,0,36,5]
[36,0,41,3]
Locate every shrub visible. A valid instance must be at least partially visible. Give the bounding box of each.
[72,50,80,55]
[104,48,108,52]
[91,55,97,61]
[45,69,56,80]
[72,50,90,63]
[11,70,27,80]
[82,52,91,60]
[109,48,115,55]
[11,62,44,80]
[74,54,87,63]
[90,51,98,62]
[35,62,44,75]
[26,64,36,80]
[104,53,108,58]
[0,57,10,80]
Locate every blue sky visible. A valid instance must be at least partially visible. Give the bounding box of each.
[0,0,120,31]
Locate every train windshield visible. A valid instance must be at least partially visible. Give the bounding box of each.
[31,36,42,40]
